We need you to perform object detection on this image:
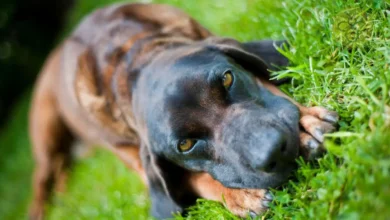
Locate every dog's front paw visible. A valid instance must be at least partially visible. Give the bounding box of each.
[223,188,272,218]
[299,106,339,160]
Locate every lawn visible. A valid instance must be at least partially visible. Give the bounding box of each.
[0,0,389,219]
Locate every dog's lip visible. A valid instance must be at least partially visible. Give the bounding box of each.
[281,120,300,160]
[256,163,296,188]
[267,160,298,175]
[287,140,300,158]
[282,131,300,158]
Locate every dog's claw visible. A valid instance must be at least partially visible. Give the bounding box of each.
[300,132,325,160]
[308,139,319,149]
[323,113,339,124]
[264,191,273,201]
[262,200,271,208]
[308,145,325,160]
[246,191,272,219]
[262,191,273,208]
[249,211,257,219]
[313,128,324,142]
[299,106,339,160]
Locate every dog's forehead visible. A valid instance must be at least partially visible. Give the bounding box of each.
[161,49,234,105]
[148,47,231,103]
[142,46,235,140]
[153,44,229,70]
[173,48,228,67]
[154,58,228,134]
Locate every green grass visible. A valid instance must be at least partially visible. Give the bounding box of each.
[0,0,389,219]
[46,150,150,220]
[0,94,33,220]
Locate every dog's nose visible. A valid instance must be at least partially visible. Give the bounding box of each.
[249,130,288,173]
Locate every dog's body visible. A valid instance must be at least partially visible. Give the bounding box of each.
[29,3,338,219]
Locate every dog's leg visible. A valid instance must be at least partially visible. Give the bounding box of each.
[260,80,338,160]
[189,172,271,218]
[29,91,74,220]
[29,49,74,220]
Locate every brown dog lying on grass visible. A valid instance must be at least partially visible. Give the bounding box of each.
[29,3,338,219]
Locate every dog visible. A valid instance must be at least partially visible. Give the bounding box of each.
[29,3,338,219]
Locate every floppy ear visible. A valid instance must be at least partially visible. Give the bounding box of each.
[140,143,197,218]
[205,37,290,85]
[241,40,290,72]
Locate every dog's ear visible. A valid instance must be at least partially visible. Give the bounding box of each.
[71,40,137,139]
[205,37,289,84]
[140,143,196,218]
[140,144,182,218]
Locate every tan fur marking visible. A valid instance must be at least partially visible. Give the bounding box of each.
[189,173,267,217]
[114,145,147,184]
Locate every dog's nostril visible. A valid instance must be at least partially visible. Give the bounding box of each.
[264,161,277,172]
[280,143,287,153]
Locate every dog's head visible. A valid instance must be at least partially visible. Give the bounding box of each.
[132,38,300,216]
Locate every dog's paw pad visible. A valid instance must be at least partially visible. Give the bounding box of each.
[249,211,257,219]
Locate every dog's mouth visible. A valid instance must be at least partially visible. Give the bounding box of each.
[257,157,299,186]
[266,157,298,173]
[256,123,300,186]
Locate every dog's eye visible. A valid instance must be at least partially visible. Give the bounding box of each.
[222,70,233,89]
[178,139,196,152]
